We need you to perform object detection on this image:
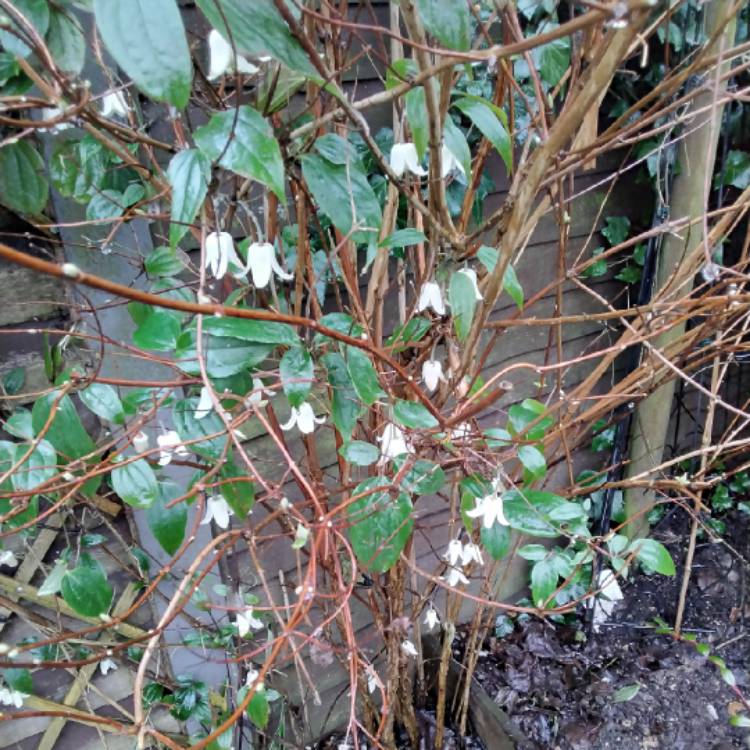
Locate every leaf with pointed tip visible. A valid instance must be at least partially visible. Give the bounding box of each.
[61,553,113,617]
[146,482,187,556]
[453,96,512,172]
[280,347,313,408]
[0,141,48,215]
[167,149,211,248]
[79,383,124,424]
[111,458,158,509]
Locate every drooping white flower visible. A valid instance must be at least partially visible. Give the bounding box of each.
[449,422,472,442]
[423,608,440,630]
[245,377,276,408]
[207,29,260,81]
[100,658,118,676]
[417,281,446,316]
[157,430,189,466]
[458,268,483,300]
[0,550,18,568]
[377,422,412,463]
[440,144,466,178]
[237,608,264,637]
[401,639,418,657]
[100,90,129,119]
[591,568,624,632]
[200,494,234,530]
[390,143,427,178]
[443,567,470,587]
[0,686,28,708]
[444,539,464,567]
[245,667,260,687]
[194,386,214,420]
[132,431,149,454]
[461,542,484,566]
[243,242,294,289]
[205,231,239,280]
[422,359,446,392]
[280,402,325,435]
[466,478,509,529]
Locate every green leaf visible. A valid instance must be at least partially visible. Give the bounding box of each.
[146,482,187,556]
[398,458,445,495]
[93,0,192,107]
[582,247,608,278]
[280,346,313,408]
[406,84,428,160]
[145,245,187,278]
[38,561,67,596]
[79,383,124,423]
[535,35,570,89]
[518,543,548,561]
[201,316,298,346]
[167,148,211,248]
[86,189,125,221]
[11,439,56,492]
[133,311,181,351]
[176,330,272,379]
[630,538,675,576]
[195,0,320,79]
[347,478,413,573]
[339,440,379,467]
[61,553,113,617]
[3,367,25,396]
[612,683,641,703]
[481,523,511,560]
[615,264,641,284]
[242,685,270,729]
[0,0,49,57]
[444,116,472,181]
[321,352,361,439]
[219,458,255,516]
[502,264,524,309]
[418,0,471,51]
[449,270,477,342]
[111,458,158,509]
[385,317,431,351]
[503,489,586,538]
[714,150,750,190]
[173,397,228,460]
[344,346,385,406]
[4,667,33,694]
[477,245,498,272]
[601,216,630,247]
[194,106,285,201]
[507,399,553,441]
[32,391,95,459]
[46,7,86,75]
[313,133,361,165]
[530,558,558,607]
[312,313,362,347]
[393,400,438,429]
[301,152,382,244]
[518,444,546,482]
[5,409,33,439]
[453,96,511,172]
[0,140,48,214]
[378,228,427,249]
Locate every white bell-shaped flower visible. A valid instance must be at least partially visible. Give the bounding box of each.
[100,658,118,676]
[0,550,19,568]
[417,281,446,315]
[205,231,240,280]
[443,539,464,567]
[245,377,276,408]
[132,431,149,454]
[195,386,214,420]
[423,608,440,630]
[0,686,27,708]
[100,90,129,119]
[461,542,484,566]
[458,268,483,300]
[440,144,466,178]
[242,242,294,288]
[207,29,260,81]
[422,359,445,392]
[200,494,233,529]
[443,567,470,587]
[157,430,189,466]
[236,607,263,637]
[401,640,418,657]
[377,422,412,463]
[466,478,509,529]
[390,143,427,178]
[280,402,325,435]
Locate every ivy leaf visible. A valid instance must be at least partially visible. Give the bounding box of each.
[601,216,630,247]
[347,478,413,573]
[111,458,158,509]
[344,345,385,406]
[418,0,471,51]
[146,482,187,556]
[61,553,113,617]
[535,35,571,89]
[167,149,211,248]
[449,270,477,342]
[616,264,641,284]
[393,400,438,429]
[301,151,382,245]
[93,0,192,107]
[38,561,67,597]
[0,141,49,215]
[194,106,286,201]
[195,0,320,79]
[46,6,86,76]
[339,440,379,467]
[79,383,125,424]
[630,538,675,576]
[714,150,750,190]
[453,96,512,172]
[0,0,49,57]
[280,346,313,408]
[32,391,95,459]
[530,557,558,607]
[582,247,608,278]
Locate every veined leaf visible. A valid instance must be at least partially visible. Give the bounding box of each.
[167,149,211,248]
[61,553,113,617]
[0,141,49,215]
[453,96,512,172]
[418,0,471,51]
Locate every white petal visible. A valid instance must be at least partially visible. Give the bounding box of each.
[247,242,274,288]
[389,144,408,177]
[211,496,232,529]
[422,359,443,392]
[417,282,445,315]
[378,423,411,460]
[441,144,465,178]
[0,550,18,568]
[280,408,299,431]
[132,431,149,453]
[598,569,623,601]
[401,639,418,657]
[100,91,129,118]
[208,30,233,80]
[100,658,118,675]
[270,253,294,282]
[296,403,317,435]
[423,608,439,630]
[458,268,483,300]
[444,539,463,567]
[195,386,214,420]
